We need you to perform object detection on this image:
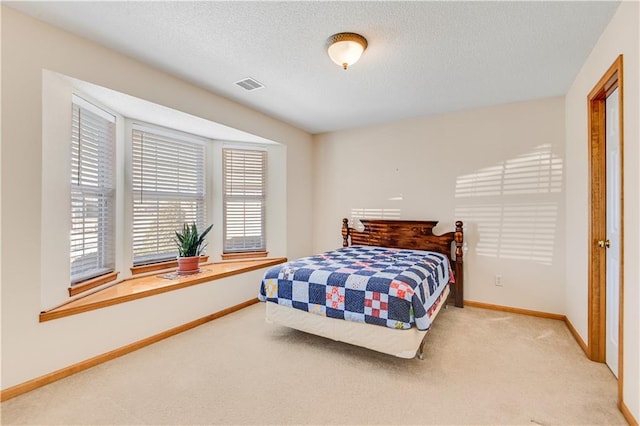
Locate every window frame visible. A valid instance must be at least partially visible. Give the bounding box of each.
[130,122,210,267]
[222,147,268,254]
[69,95,117,286]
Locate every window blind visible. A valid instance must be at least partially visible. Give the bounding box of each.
[132,127,206,265]
[223,148,266,253]
[70,101,116,284]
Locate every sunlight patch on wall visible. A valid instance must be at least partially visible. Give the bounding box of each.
[350,208,402,230]
[455,204,502,257]
[454,144,563,266]
[455,203,558,265]
[456,144,562,198]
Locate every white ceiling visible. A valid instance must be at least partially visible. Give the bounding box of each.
[67,74,276,144]
[9,1,620,134]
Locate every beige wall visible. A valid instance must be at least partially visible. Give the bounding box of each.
[565,1,639,420]
[313,97,566,314]
[1,6,313,389]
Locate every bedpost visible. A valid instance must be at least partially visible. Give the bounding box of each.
[342,218,350,247]
[454,221,464,308]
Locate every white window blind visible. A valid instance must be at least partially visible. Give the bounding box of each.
[223,148,266,253]
[70,100,116,284]
[132,127,206,265]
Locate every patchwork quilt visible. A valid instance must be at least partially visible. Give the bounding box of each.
[259,245,452,331]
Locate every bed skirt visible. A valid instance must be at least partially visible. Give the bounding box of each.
[265,285,450,359]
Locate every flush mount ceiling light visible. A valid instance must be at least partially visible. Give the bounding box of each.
[327,32,368,70]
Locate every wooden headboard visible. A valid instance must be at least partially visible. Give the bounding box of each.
[341,218,464,308]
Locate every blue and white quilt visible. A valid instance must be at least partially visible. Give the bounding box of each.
[259,245,452,331]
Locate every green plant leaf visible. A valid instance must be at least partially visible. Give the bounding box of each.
[173,222,213,257]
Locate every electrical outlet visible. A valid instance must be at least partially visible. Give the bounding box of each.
[494,274,503,287]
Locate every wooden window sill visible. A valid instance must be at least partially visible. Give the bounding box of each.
[40,258,286,322]
[68,271,119,297]
[130,256,210,275]
[221,251,268,261]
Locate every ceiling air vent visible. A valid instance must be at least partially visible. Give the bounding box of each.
[235,77,264,92]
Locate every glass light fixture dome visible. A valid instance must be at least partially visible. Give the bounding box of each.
[327,32,368,70]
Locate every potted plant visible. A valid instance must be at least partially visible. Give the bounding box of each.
[174,222,213,274]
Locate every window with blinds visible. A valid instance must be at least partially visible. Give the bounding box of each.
[70,99,116,284]
[223,148,267,253]
[132,127,206,266]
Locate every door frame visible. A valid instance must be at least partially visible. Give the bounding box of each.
[587,55,624,404]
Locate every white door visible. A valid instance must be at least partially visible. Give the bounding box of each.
[605,87,620,378]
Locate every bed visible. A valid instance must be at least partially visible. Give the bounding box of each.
[259,218,464,359]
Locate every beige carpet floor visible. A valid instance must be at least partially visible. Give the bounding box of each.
[1,304,626,425]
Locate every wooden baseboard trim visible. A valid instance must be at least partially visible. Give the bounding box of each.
[621,400,639,426]
[563,316,588,355]
[0,298,259,402]
[464,300,565,320]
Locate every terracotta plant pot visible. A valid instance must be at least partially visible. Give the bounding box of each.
[177,256,200,275]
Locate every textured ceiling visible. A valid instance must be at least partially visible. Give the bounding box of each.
[8,1,620,134]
